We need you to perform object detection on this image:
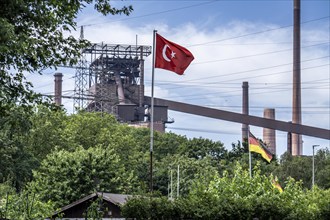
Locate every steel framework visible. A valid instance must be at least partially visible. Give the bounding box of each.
[73,43,152,114]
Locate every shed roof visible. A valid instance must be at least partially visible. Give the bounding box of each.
[54,192,131,215]
[101,192,130,206]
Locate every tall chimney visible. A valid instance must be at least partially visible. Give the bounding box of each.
[292,0,302,155]
[263,108,276,155]
[242,81,249,142]
[54,72,63,106]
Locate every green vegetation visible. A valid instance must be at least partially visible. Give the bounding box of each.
[122,164,330,219]
[1,108,329,218]
[0,183,55,220]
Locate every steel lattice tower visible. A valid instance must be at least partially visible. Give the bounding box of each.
[73,43,152,116]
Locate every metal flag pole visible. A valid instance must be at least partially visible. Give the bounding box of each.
[170,169,173,200]
[177,164,180,198]
[149,30,157,192]
[248,126,252,178]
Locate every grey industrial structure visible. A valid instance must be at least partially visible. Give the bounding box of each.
[72,43,169,132]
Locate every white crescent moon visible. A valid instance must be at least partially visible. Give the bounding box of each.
[162,44,171,62]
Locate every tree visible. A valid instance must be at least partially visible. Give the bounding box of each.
[0,106,38,190]
[30,146,137,209]
[273,149,330,190]
[315,148,330,189]
[0,182,54,220]
[0,71,43,117]
[178,137,227,161]
[61,111,119,150]
[274,152,313,189]
[26,106,68,161]
[154,155,218,196]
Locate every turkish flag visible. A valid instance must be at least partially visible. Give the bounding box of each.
[155,33,194,75]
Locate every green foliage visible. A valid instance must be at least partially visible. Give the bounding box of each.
[61,111,119,150]
[0,182,54,220]
[0,70,43,116]
[2,107,329,218]
[154,155,218,196]
[314,149,330,189]
[269,149,329,190]
[10,109,234,209]
[26,106,68,161]
[274,152,313,189]
[83,197,106,220]
[177,137,227,161]
[0,106,38,190]
[122,164,330,219]
[30,146,137,208]
[121,196,179,219]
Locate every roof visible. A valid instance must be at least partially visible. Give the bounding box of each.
[101,192,130,206]
[53,192,131,216]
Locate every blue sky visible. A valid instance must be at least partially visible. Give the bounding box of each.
[27,0,329,156]
[89,0,329,29]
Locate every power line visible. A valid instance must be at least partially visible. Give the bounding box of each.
[158,80,329,101]
[156,72,329,101]
[192,40,329,46]
[146,78,330,87]
[191,42,329,65]
[187,16,330,47]
[77,5,329,50]
[147,57,329,88]
[179,81,329,102]
[80,0,217,27]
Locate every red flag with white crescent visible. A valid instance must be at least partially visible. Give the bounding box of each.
[155,33,194,75]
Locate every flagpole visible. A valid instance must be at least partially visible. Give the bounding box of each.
[248,126,252,178]
[177,164,180,198]
[150,30,157,192]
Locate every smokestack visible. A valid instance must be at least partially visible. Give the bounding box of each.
[263,108,276,155]
[54,72,63,106]
[242,81,249,142]
[292,0,302,155]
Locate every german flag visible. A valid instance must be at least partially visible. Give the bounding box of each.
[249,132,273,163]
